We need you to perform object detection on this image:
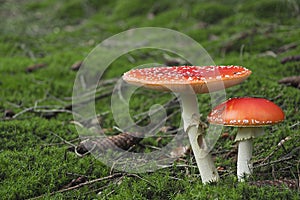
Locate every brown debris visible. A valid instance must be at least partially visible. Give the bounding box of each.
[170,145,190,158]
[278,76,300,89]
[224,147,238,160]
[71,61,83,71]
[216,166,226,172]
[163,54,189,66]
[221,132,230,139]
[31,173,123,199]
[76,132,144,155]
[3,109,15,118]
[164,59,186,66]
[281,55,300,64]
[159,126,176,133]
[26,63,47,73]
[276,43,298,54]
[249,179,298,190]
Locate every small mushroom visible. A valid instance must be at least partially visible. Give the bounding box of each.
[123,65,251,183]
[208,97,285,181]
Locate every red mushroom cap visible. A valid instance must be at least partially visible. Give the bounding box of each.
[122,66,251,93]
[208,97,285,127]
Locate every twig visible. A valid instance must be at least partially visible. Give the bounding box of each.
[85,184,111,196]
[290,121,300,129]
[127,173,156,188]
[258,136,292,164]
[28,173,123,200]
[254,156,294,169]
[63,78,117,101]
[11,77,117,119]
[48,131,77,148]
[282,146,300,158]
[124,97,178,131]
[66,90,112,110]
[297,160,300,189]
[12,107,37,118]
[41,138,80,148]
[12,105,82,119]
[102,189,115,197]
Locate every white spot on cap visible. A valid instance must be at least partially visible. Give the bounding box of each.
[230,120,237,123]
[243,119,249,123]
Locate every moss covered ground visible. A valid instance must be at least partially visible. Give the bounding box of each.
[0,0,300,199]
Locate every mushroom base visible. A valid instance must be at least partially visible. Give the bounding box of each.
[237,139,253,181]
[181,93,219,183]
[235,127,264,181]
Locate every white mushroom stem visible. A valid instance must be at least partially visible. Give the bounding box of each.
[180,93,219,183]
[236,127,264,181]
[237,139,253,181]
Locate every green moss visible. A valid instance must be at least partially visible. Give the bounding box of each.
[239,0,300,23]
[191,3,233,24]
[1,0,300,199]
[112,0,156,19]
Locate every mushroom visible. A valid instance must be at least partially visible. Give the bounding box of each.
[123,65,251,183]
[207,97,285,181]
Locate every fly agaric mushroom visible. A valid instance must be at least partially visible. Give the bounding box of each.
[123,65,251,183]
[207,97,285,181]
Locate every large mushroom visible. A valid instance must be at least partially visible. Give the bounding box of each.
[207,97,285,181]
[123,65,251,183]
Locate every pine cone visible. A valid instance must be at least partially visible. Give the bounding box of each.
[76,132,144,155]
